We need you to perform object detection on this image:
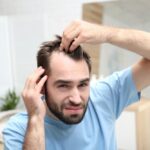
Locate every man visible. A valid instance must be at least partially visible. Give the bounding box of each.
[3,20,150,150]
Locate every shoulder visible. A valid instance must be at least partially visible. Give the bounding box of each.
[90,67,133,97]
[2,112,28,149]
[3,112,28,135]
[6,112,28,124]
[89,67,140,118]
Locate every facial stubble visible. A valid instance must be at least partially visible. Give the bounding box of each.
[45,97,88,125]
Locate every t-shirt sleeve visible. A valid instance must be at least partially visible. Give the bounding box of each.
[90,67,141,119]
[2,114,26,150]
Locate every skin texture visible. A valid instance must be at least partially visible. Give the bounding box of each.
[45,52,90,124]
[22,20,150,150]
[22,67,47,150]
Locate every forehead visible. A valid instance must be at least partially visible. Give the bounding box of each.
[49,52,90,80]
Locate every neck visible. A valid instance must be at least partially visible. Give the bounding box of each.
[46,104,59,121]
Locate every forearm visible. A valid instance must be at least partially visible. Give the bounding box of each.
[106,27,150,60]
[23,116,45,150]
[61,20,150,58]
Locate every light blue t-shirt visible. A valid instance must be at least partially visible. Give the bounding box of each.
[3,67,140,150]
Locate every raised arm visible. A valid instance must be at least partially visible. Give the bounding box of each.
[22,67,47,150]
[60,20,150,92]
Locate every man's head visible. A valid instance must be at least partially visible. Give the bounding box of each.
[37,36,91,124]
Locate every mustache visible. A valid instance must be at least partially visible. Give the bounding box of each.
[62,101,85,109]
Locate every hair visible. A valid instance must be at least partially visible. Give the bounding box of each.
[37,35,91,75]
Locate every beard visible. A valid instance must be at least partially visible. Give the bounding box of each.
[46,98,88,125]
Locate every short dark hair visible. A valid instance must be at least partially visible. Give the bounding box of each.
[37,36,91,75]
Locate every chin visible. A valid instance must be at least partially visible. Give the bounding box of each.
[61,114,85,125]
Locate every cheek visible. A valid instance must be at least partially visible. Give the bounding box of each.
[46,89,68,106]
[84,94,90,103]
[84,86,90,96]
[81,89,90,103]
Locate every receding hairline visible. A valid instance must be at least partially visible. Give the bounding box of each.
[48,50,90,75]
[37,35,91,75]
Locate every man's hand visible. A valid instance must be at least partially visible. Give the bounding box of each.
[22,67,47,150]
[61,20,150,93]
[60,20,113,51]
[22,66,47,119]
[61,20,150,60]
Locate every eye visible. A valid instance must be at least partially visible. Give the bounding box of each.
[58,84,69,88]
[79,82,89,88]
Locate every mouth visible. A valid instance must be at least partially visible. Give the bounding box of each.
[64,106,83,115]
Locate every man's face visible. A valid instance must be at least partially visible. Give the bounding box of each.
[45,52,90,124]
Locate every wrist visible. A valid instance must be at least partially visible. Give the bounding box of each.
[28,114,45,125]
[27,105,46,121]
[95,25,113,44]
[107,27,122,44]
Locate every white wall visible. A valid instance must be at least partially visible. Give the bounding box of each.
[0,1,83,98]
[10,13,83,94]
[1,0,150,101]
[0,16,14,97]
[0,0,110,96]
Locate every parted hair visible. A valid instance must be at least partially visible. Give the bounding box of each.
[37,36,91,75]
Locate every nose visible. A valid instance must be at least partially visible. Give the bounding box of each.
[69,88,82,105]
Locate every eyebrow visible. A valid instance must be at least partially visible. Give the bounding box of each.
[54,78,90,85]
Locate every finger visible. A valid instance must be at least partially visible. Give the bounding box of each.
[23,72,34,93]
[61,22,80,51]
[24,76,30,91]
[23,67,42,92]
[62,31,80,51]
[69,36,83,51]
[24,67,41,90]
[36,75,48,93]
[61,32,73,51]
[27,67,45,90]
